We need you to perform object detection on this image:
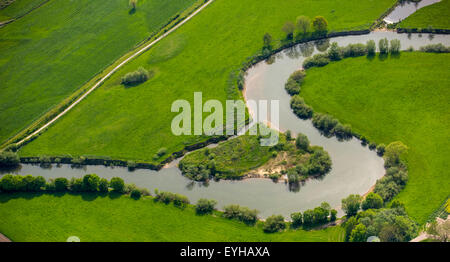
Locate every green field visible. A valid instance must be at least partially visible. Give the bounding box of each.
[0,0,47,22]
[398,0,450,29]
[300,52,450,224]
[0,192,344,242]
[19,0,396,163]
[0,0,197,143]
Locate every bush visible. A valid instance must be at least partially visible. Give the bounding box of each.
[291,212,303,227]
[157,147,167,157]
[295,133,310,151]
[195,198,217,214]
[376,144,385,156]
[263,33,272,48]
[121,67,150,86]
[362,192,384,210]
[110,177,125,193]
[367,40,376,56]
[285,79,300,95]
[0,174,20,192]
[307,147,332,175]
[54,177,69,192]
[389,39,401,54]
[330,209,337,221]
[263,215,286,233]
[69,177,83,192]
[349,224,367,242]
[374,167,408,201]
[312,16,328,32]
[296,15,310,35]
[302,209,315,226]
[27,176,46,191]
[383,141,408,168]
[82,174,100,192]
[98,178,109,193]
[313,206,330,224]
[342,194,362,217]
[328,42,342,61]
[312,113,338,136]
[287,169,299,184]
[303,53,330,69]
[379,38,389,54]
[285,130,292,141]
[223,204,259,224]
[130,189,142,199]
[290,96,313,119]
[0,151,20,167]
[419,43,450,53]
[341,43,367,58]
[173,194,190,208]
[332,123,352,140]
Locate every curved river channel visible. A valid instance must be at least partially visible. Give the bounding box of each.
[2,32,449,217]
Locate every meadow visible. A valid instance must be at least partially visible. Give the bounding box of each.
[0,192,344,242]
[0,0,197,143]
[19,0,397,163]
[0,0,47,22]
[300,52,450,223]
[398,0,450,29]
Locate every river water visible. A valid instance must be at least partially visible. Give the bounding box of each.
[384,0,441,24]
[2,29,449,218]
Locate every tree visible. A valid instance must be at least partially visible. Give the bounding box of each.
[195,198,217,214]
[366,40,376,56]
[313,206,329,224]
[330,209,337,221]
[379,38,389,54]
[110,177,125,193]
[342,194,362,217]
[263,215,286,233]
[384,141,408,167]
[129,0,137,10]
[291,212,303,227]
[296,15,310,35]
[362,192,384,210]
[99,178,109,193]
[303,209,315,226]
[285,130,292,141]
[0,151,20,167]
[29,176,46,191]
[328,42,342,61]
[54,177,69,192]
[82,174,100,192]
[295,133,310,151]
[130,189,142,199]
[263,33,272,48]
[350,224,367,242]
[390,39,401,54]
[312,16,328,32]
[282,21,295,40]
[427,220,450,242]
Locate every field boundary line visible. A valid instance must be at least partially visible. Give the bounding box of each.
[15,0,214,146]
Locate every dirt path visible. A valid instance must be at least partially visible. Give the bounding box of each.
[16,0,214,146]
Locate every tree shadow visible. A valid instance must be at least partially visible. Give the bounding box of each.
[390,52,401,59]
[378,53,389,61]
[128,8,136,15]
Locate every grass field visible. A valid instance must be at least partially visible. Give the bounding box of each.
[0,0,197,143]
[0,192,345,242]
[19,0,397,163]
[0,0,47,22]
[398,0,450,29]
[300,52,450,224]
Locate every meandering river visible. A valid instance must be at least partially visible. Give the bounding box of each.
[2,11,450,218]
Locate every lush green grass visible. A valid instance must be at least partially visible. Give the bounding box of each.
[0,0,47,21]
[19,0,397,163]
[300,52,450,224]
[398,0,450,29]
[0,192,344,242]
[0,0,197,143]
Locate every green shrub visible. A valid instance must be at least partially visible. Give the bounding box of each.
[312,16,328,32]
[0,151,20,167]
[223,204,259,225]
[82,174,100,192]
[389,39,401,54]
[121,67,150,86]
[312,113,338,136]
[290,96,313,119]
[195,198,217,214]
[327,42,342,61]
[109,177,125,193]
[419,43,450,53]
[330,209,337,221]
[341,43,367,57]
[303,53,330,69]
[379,38,389,54]
[54,177,69,192]
[302,209,315,226]
[69,178,83,192]
[295,133,310,151]
[290,212,303,227]
[285,78,300,95]
[130,189,142,199]
[263,215,286,233]
[307,147,332,175]
[367,40,376,56]
[342,194,362,217]
[98,178,109,193]
[362,192,384,210]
